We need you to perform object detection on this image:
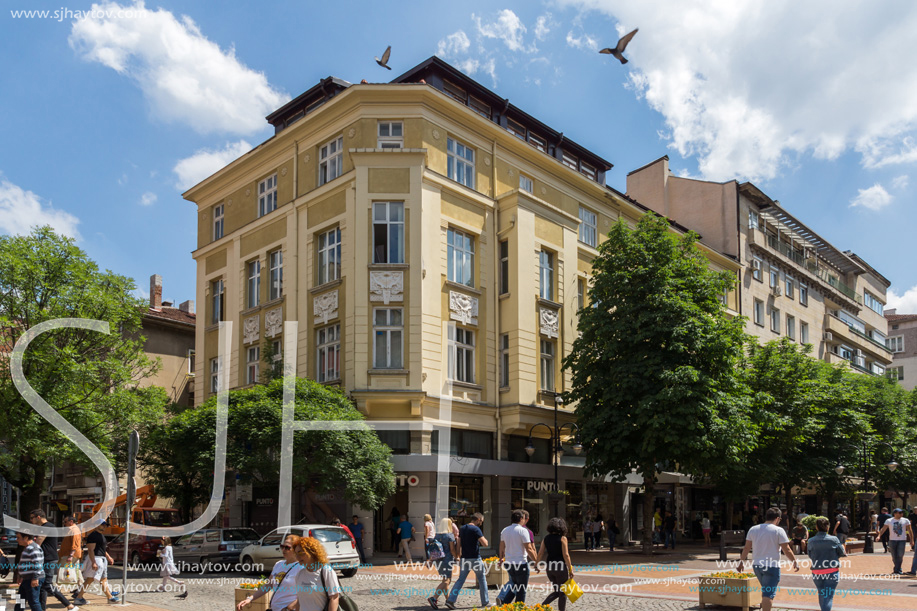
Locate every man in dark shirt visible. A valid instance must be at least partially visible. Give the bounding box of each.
[663,511,677,549]
[877,507,892,552]
[445,513,490,610]
[29,509,79,611]
[832,511,850,546]
[349,515,366,565]
[74,522,117,605]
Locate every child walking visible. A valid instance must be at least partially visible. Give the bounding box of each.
[157,537,186,593]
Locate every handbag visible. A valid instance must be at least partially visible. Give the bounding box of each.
[562,577,584,603]
[320,567,358,611]
[427,539,445,561]
[57,563,81,585]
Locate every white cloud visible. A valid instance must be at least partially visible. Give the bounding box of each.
[849,183,893,211]
[887,285,917,313]
[173,140,252,190]
[558,0,917,181]
[0,177,81,239]
[891,174,910,190]
[139,191,157,206]
[437,31,471,57]
[534,14,554,40]
[566,30,599,51]
[69,1,287,135]
[473,9,533,53]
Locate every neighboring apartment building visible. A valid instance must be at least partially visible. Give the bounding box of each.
[885,309,917,390]
[183,58,739,549]
[627,156,892,376]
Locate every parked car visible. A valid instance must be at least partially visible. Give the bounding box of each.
[107,533,162,568]
[0,528,17,553]
[239,524,360,577]
[172,528,261,572]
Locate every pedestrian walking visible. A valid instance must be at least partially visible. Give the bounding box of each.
[156,537,185,593]
[832,511,850,547]
[495,509,538,605]
[236,533,302,611]
[876,508,913,574]
[663,510,676,549]
[16,531,45,611]
[702,513,712,548]
[807,517,847,611]
[607,514,619,551]
[653,509,663,544]
[423,514,436,561]
[349,516,366,566]
[389,507,401,554]
[427,518,457,609]
[908,508,917,528]
[58,515,83,591]
[869,511,878,534]
[292,536,343,611]
[72,522,117,606]
[592,513,605,549]
[537,518,575,611]
[877,507,892,552]
[396,514,415,563]
[28,509,80,611]
[738,507,800,611]
[444,513,490,610]
[583,516,593,551]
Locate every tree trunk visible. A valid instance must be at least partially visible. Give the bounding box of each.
[726,501,735,530]
[18,462,46,517]
[785,484,792,522]
[643,474,655,555]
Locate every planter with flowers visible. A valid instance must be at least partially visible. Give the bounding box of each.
[480,556,509,588]
[474,604,555,611]
[697,571,759,611]
[235,579,272,611]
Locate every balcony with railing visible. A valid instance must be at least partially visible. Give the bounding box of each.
[824,314,892,361]
[807,261,861,304]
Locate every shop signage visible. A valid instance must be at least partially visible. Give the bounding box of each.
[255,497,275,506]
[395,474,420,487]
[527,480,557,492]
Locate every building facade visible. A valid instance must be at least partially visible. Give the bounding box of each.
[627,156,892,375]
[885,309,917,390]
[184,58,740,552]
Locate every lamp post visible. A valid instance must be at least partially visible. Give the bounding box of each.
[834,439,899,553]
[525,392,583,517]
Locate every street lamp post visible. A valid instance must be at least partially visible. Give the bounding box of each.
[834,439,900,553]
[525,392,583,517]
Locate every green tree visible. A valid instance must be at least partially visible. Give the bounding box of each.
[140,377,397,521]
[563,214,753,553]
[0,227,166,511]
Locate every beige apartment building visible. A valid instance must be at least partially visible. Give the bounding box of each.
[628,157,892,376]
[885,309,917,390]
[183,58,739,549]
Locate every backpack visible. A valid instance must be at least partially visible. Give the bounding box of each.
[427,539,445,561]
[320,567,358,611]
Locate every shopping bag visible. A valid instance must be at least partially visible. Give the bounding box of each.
[57,564,81,585]
[562,577,584,603]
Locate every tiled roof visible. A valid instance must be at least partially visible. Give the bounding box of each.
[144,307,196,326]
[886,313,917,323]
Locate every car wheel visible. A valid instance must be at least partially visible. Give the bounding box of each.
[199,557,210,573]
[341,568,357,578]
[130,552,141,568]
[241,556,255,574]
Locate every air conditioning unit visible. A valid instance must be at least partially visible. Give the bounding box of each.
[823,332,833,341]
[855,349,864,358]
[751,259,761,271]
[771,285,782,297]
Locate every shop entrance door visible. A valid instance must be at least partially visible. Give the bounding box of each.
[375,488,409,553]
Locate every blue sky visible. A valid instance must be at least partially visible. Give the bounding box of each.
[2,1,916,311]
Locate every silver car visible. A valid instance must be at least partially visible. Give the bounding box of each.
[172,528,261,572]
[239,524,360,577]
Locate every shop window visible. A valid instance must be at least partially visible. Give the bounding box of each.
[377,430,410,455]
[432,429,492,459]
[448,475,483,527]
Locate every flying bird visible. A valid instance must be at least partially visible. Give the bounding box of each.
[599,28,638,64]
[375,45,392,70]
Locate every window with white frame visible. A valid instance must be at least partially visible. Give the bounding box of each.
[271,339,282,364]
[319,136,344,185]
[888,366,904,381]
[800,283,808,306]
[519,174,533,193]
[506,118,526,140]
[377,121,403,148]
[317,227,341,285]
[864,291,884,315]
[769,268,780,288]
[210,357,221,393]
[447,137,475,189]
[468,96,491,119]
[316,324,341,382]
[499,240,509,295]
[373,308,403,369]
[448,326,475,383]
[269,249,283,301]
[246,346,260,385]
[580,161,597,181]
[577,278,586,311]
[540,339,555,391]
[752,257,763,282]
[771,308,780,333]
[754,299,764,326]
[800,321,809,344]
[247,260,261,308]
[258,175,277,217]
[372,202,404,264]
[213,204,224,240]
[211,279,224,324]
[785,276,795,300]
[528,133,547,153]
[447,228,475,286]
[871,363,885,376]
[787,315,796,340]
[562,152,578,170]
[539,250,554,300]
[499,334,510,388]
[749,209,759,230]
[887,336,904,353]
[578,206,597,247]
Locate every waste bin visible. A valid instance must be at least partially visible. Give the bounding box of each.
[864,533,874,553]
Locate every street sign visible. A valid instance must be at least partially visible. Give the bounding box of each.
[127,430,139,478]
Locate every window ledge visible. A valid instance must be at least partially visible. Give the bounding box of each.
[445,280,482,296]
[264,296,285,307]
[499,386,510,393]
[368,263,409,270]
[538,297,562,309]
[499,293,511,300]
[577,242,599,256]
[368,369,409,375]
[311,278,343,294]
[205,323,223,333]
[452,380,483,391]
[241,305,262,316]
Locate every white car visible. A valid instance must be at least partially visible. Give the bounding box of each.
[239,524,360,577]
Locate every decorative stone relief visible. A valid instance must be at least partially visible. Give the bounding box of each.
[432,129,441,140]
[314,290,339,325]
[348,127,356,138]
[449,291,479,325]
[227,198,233,206]
[541,186,547,196]
[369,271,404,304]
[540,307,559,339]
[245,188,251,197]
[243,316,260,345]
[507,168,514,177]
[281,167,288,177]
[304,153,311,163]
[484,156,491,167]
[265,307,283,338]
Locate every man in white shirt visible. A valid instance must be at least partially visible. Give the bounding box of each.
[876,508,913,575]
[738,507,799,611]
[496,509,537,605]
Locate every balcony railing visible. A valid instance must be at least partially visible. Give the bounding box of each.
[825,313,892,355]
[806,261,862,304]
[766,234,806,266]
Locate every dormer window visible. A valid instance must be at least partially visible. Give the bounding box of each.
[378,121,403,149]
[527,133,547,153]
[562,152,578,170]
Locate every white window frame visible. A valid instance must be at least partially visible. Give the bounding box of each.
[785,276,795,300]
[377,121,403,148]
[579,161,598,181]
[372,202,405,264]
[209,357,221,393]
[271,339,282,363]
[540,339,555,391]
[447,137,475,189]
[539,250,554,301]
[577,278,586,311]
[787,315,796,340]
[269,249,283,301]
[317,227,342,285]
[316,324,341,382]
[749,209,759,230]
[752,257,763,282]
[319,136,344,185]
[246,346,260,385]
[754,299,764,326]
[373,308,403,369]
[499,334,510,388]
[864,291,884,315]
[528,133,547,153]
[888,366,904,381]
[258,175,277,217]
[499,240,509,295]
[447,228,475,287]
[562,152,578,170]
[578,206,598,248]
[771,308,781,333]
[449,326,475,384]
[247,260,261,309]
[519,174,533,194]
[769,268,780,288]
[888,336,904,353]
[213,204,224,240]
[799,283,808,306]
[800,321,809,344]
[211,279,224,324]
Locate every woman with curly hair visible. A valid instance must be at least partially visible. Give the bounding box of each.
[290,537,343,611]
[537,517,574,611]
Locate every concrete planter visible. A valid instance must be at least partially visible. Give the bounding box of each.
[697,575,759,611]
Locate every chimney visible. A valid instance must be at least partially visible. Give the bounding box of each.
[150,274,162,310]
[179,300,195,314]
[886,308,896,316]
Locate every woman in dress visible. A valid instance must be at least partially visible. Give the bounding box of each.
[423,514,436,562]
[293,537,343,611]
[426,518,458,609]
[702,513,712,548]
[537,518,574,611]
[157,536,185,593]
